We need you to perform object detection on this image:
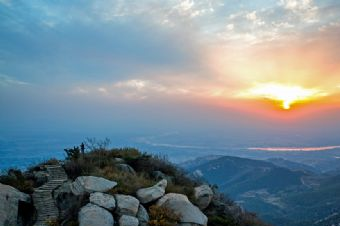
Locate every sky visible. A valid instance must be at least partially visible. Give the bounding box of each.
[1,0,340,152]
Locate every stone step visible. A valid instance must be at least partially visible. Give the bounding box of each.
[33,164,67,226]
[38,185,62,189]
[38,211,58,215]
[35,202,55,206]
[33,197,52,200]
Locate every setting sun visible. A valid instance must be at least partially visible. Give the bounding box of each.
[238,83,326,110]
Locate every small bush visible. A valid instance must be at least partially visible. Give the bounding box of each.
[0,169,34,193]
[63,158,95,180]
[148,205,181,226]
[64,147,81,161]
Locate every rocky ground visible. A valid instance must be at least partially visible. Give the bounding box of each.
[0,147,269,226]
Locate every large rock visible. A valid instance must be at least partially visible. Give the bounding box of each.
[0,183,31,226]
[119,215,139,226]
[136,204,149,226]
[114,194,140,216]
[90,192,116,211]
[71,176,117,195]
[78,203,114,226]
[136,179,167,203]
[55,181,88,219]
[151,171,174,183]
[157,193,208,226]
[116,164,136,175]
[194,185,213,210]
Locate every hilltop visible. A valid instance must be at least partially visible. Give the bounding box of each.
[0,144,269,226]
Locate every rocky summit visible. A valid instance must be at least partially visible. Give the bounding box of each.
[0,147,269,226]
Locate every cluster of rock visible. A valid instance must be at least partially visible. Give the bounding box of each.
[0,163,214,226]
[70,176,212,226]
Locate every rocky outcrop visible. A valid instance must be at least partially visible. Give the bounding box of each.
[136,179,167,203]
[115,194,140,216]
[194,185,213,210]
[0,183,31,226]
[70,176,117,195]
[136,204,149,226]
[119,215,139,226]
[157,193,208,226]
[116,164,136,175]
[79,203,114,226]
[90,192,116,211]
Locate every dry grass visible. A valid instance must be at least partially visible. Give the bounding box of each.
[148,205,181,226]
[93,166,156,195]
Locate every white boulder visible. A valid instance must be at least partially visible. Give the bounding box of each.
[78,203,114,226]
[136,179,167,203]
[157,193,208,226]
[136,204,149,226]
[71,176,117,195]
[194,185,213,210]
[114,194,140,216]
[90,192,116,211]
[119,215,139,226]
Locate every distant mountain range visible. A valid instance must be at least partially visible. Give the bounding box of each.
[181,155,340,226]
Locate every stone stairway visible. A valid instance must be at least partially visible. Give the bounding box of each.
[33,165,68,226]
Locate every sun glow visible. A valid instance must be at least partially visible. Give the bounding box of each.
[239,83,326,110]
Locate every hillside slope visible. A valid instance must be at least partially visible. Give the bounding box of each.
[183,155,340,226]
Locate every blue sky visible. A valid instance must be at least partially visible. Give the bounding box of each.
[1,0,340,151]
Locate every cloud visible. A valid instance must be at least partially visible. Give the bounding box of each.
[0,74,30,86]
[279,0,318,22]
[2,0,340,109]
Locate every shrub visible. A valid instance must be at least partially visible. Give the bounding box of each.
[63,158,96,180]
[0,169,34,193]
[64,147,81,161]
[148,205,181,226]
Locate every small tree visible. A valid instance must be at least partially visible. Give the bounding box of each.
[64,146,81,160]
